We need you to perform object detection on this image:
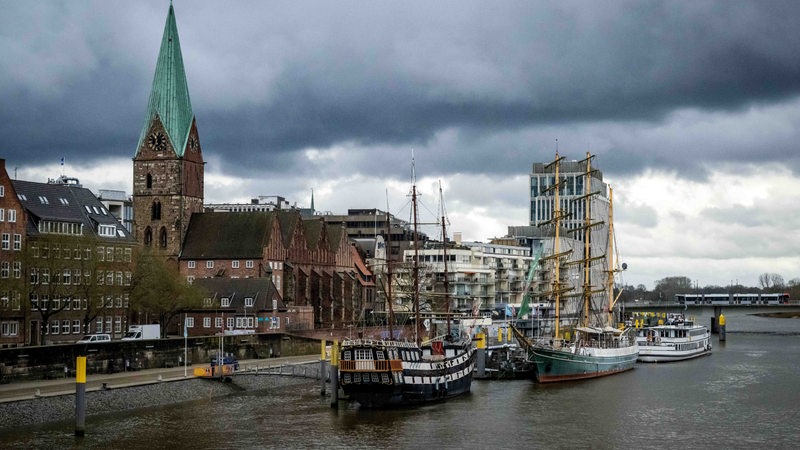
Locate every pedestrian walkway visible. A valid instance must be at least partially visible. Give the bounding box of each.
[0,354,320,403]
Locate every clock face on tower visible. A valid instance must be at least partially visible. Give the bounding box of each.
[188,136,199,152]
[147,131,168,152]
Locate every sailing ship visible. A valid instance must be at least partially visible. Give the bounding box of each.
[512,151,638,383]
[338,165,476,408]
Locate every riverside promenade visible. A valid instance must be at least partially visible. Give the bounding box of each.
[0,354,320,404]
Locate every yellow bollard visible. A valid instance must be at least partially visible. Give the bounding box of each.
[75,356,87,437]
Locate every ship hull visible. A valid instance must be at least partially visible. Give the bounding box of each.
[636,321,712,363]
[637,348,711,363]
[531,345,638,383]
[340,340,476,408]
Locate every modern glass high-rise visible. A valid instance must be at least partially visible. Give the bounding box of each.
[529,157,610,242]
[529,155,611,298]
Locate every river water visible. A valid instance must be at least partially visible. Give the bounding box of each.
[2,308,799,449]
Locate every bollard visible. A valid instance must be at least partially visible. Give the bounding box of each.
[719,313,726,342]
[320,339,327,395]
[476,332,486,379]
[75,356,86,437]
[330,340,339,408]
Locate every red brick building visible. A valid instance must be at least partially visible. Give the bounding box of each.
[0,159,26,347]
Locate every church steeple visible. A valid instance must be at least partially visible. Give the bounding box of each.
[132,3,204,262]
[135,3,194,157]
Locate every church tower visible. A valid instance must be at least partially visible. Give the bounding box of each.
[133,3,204,261]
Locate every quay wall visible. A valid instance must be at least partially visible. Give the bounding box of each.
[0,333,320,383]
[0,370,317,430]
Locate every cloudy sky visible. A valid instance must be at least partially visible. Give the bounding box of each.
[2,1,799,289]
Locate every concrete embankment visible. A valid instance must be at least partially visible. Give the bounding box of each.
[0,360,321,430]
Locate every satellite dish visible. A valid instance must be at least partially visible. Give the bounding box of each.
[621,262,628,270]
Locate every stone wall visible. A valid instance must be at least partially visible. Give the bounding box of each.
[0,333,319,383]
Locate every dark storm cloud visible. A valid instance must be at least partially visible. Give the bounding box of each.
[2,0,800,179]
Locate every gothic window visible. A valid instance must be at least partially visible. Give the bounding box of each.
[151,201,161,220]
[144,227,153,246]
[159,227,167,248]
[146,173,153,189]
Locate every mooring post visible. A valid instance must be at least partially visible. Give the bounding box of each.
[476,332,486,378]
[75,356,87,437]
[719,313,726,342]
[320,339,327,395]
[330,340,339,408]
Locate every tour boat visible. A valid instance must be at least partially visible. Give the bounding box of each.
[636,313,712,363]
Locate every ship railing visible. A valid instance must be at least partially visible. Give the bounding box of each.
[341,338,419,348]
[339,359,402,372]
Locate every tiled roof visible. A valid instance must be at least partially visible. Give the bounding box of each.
[12,180,135,241]
[192,277,283,310]
[181,212,272,259]
[181,210,352,259]
[135,4,194,158]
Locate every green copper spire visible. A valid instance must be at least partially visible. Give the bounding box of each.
[136,3,194,157]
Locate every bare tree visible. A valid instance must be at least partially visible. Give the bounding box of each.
[759,272,785,291]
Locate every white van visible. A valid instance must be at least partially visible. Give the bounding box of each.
[76,334,111,344]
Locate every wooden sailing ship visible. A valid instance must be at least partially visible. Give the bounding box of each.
[338,163,475,407]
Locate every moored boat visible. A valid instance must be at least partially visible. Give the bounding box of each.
[636,313,712,363]
[339,336,475,407]
[514,151,638,383]
[339,160,475,407]
[477,344,536,380]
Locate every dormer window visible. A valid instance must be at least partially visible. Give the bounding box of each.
[99,225,116,237]
[221,297,231,307]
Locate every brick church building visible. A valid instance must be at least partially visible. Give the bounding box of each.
[132,4,374,335]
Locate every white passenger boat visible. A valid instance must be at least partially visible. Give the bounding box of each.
[636,313,711,363]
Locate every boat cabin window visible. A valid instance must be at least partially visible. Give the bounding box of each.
[355,349,372,360]
[343,350,351,360]
[376,351,386,360]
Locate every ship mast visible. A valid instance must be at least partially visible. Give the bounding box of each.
[439,181,452,337]
[581,152,593,328]
[542,151,566,340]
[385,207,395,340]
[606,187,622,327]
[411,157,421,346]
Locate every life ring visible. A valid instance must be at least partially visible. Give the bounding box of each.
[655,336,661,344]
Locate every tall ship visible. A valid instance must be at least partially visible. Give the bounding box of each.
[513,151,638,382]
[338,164,476,408]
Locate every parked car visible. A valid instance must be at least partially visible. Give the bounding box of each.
[210,353,239,370]
[77,334,111,344]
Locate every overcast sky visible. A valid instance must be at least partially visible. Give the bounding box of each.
[2,1,799,289]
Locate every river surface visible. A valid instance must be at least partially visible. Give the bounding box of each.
[2,308,799,449]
